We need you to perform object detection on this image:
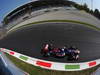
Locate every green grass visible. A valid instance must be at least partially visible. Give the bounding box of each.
[5,53,100,75]
[8,20,100,34]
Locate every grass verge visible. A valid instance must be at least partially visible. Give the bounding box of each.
[5,53,100,75]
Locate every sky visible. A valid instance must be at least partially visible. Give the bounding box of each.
[0,0,100,24]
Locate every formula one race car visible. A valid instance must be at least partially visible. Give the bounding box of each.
[66,49,80,60]
[41,44,80,60]
[41,48,65,57]
[49,48,66,58]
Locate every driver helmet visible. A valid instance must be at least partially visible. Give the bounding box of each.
[44,44,49,50]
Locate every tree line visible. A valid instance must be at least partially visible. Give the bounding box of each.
[72,2,100,19]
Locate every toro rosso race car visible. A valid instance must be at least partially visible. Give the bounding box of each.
[41,44,80,61]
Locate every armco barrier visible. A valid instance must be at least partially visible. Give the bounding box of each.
[0,48,100,71]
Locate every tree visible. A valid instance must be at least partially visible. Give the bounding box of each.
[89,10,94,15]
[82,3,90,12]
[93,9,100,19]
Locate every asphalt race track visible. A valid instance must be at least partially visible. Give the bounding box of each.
[0,22,100,63]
